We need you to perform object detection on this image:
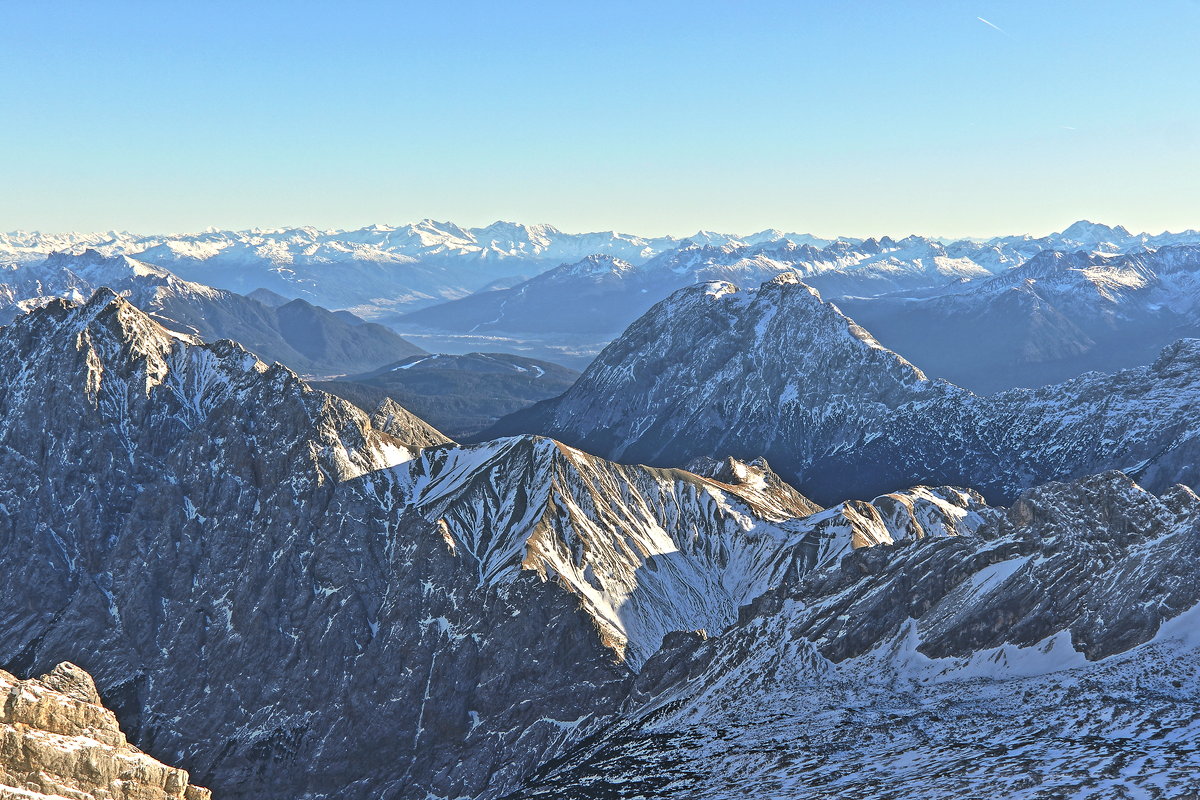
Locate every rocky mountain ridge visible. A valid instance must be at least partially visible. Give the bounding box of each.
[0,290,955,798]
[0,662,210,800]
[512,470,1200,798]
[486,273,1200,504]
[0,249,426,376]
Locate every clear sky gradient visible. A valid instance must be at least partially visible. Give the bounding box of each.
[2,0,1198,238]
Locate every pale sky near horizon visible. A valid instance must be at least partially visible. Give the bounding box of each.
[2,0,1198,238]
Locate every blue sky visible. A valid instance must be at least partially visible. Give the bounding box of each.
[2,0,1198,237]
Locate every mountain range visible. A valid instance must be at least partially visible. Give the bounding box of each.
[0,221,728,317]
[10,219,1200,383]
[5,219,1200,799]
[5,219,1195,320]
[485,273,1200,504]
[392,220,1200,372]
[0,249,425,376]
[4,290,1199,797]
[394,236,1008,339]
[840,242,1200,393]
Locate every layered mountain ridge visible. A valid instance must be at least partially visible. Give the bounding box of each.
[0,249,426,376]
[841,242,1200,392]
[1,290,951,798]
[514,470,1200,798]
[487,273,1200,504]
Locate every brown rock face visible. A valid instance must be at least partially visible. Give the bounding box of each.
[0,663,210,800]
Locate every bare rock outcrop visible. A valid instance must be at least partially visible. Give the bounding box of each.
[0,663,209,800]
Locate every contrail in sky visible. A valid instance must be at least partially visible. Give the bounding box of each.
[977,16,1009,35]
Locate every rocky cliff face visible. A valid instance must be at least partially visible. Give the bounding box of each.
[0,662,209,800]
[0,290,880,798]
[6,285,1200,799]
[487,274,1200,504]
[512,471,1200,798]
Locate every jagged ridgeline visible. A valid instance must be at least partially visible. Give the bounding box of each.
[515,471,1200,799]
[3,286,1200,799]
[485,273,1200,504]
[0,290,907,798]
[0,249,427,376]
[839,243,1200,393]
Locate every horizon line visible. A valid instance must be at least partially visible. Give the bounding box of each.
[4,218,1196,244]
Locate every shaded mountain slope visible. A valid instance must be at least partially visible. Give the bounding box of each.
[840,244,1200,393]
[485,274,1200,504]
[513,471,1200,799]
[316,352,579,439]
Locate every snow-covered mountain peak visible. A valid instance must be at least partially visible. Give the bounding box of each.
[686,455,823,520]
[43,247,158,274]
[483,273,935,470]
[2,249,224,317]
[472,220,563,244]
[700,279,740,300]
[685,230,745,247]
[1059,219,1132,243]
[71,287,199,352]
[551,253,637,280]
[392,433,822,665]
[758,268,810,292]
[1150,337,1200,374]
[6,289,433,481]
